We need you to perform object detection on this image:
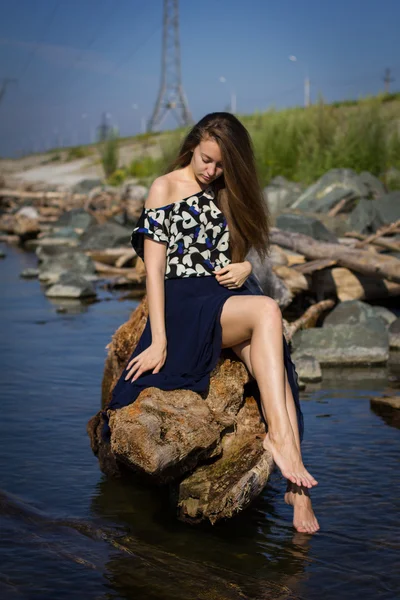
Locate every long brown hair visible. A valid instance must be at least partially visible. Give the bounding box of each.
[167,112,270,262]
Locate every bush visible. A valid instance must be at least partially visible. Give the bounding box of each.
[128,156,159,178]
[107,169,127,186]
[101,131,119,178]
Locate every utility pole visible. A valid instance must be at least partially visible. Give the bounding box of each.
[0,78,17,105]
[97,112,112,142]
[383,68,394,94]
[148,0,193,132]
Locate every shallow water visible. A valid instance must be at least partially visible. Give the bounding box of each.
[1,245,399,600]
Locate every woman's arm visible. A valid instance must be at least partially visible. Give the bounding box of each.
[125,177,170,381]
[213,260,252,289]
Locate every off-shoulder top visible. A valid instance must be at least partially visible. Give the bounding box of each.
[131,186,231,279]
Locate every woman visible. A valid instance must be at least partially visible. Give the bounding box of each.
[109,112,319,534]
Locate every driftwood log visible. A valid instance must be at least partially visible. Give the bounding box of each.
[88,297,274,524]
[270,228,400,284]
[313,267,400,302]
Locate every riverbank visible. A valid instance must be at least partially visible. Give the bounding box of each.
[0,246,399,600]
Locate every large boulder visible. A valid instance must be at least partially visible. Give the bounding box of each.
[45,272,96,299]
[72,178,103,194]
[291,353,322,382]
[37,247,96,282]
[88,298,273,524]
[292,321,389,366]
[290,169,369,213]
[246,248,292,309]
[80,222,131,250]
[324,300,383,327]
[347,198,382,234]
[389,318,400,350]
[276,214,338,243]
[263,176,303,214]
[55,208,96,232]
[358,171,386,199]
[375,191,400,225]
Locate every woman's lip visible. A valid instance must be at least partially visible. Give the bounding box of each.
[203,175,211,180]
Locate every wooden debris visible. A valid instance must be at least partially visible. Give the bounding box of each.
[270,228,400,284]
[327,192,357,217]
[93,261,143,282]
[293,258,337,275]
[0,188,86,202]
[355,220,400,249]
[313,267,400,302]
[272,265,309,294]
[285,299,335,341]
[86,247,136,266]
[370,395,400,410]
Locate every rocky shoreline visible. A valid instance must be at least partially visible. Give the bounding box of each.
[1,167,399,523]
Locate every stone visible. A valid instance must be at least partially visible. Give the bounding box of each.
[291,169,369,212]
[292,322,389,366]
[16,206,40,220]
[263,176,302,214]
[88,298,274,524]
[79,222,131,250]
[276,213,338,243]
[389,317,400,350]
[55,208,95,232]
[45,272,96,299]
[121,182,148,203]
[358,171,386,199]
[375,191,400,225]
[291,353,322,382]
[0,249,5,259]
[246,248,292,309]
[373,306,397,327]
[37,248,96,282]
[20,268,39,279]
[72,178,103,194]
[347,198,383,234]
[324,300,380,327]
[49,227,80,240]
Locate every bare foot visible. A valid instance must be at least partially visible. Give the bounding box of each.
[285,483,320,534]
[263,431,318,489]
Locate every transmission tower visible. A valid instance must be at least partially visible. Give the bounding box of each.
[383,68,394,94]
[148,0,193,132]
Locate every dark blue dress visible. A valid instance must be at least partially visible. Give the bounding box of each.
[108,187,303,440]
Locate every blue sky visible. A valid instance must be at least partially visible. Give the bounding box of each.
[0,0,398,157]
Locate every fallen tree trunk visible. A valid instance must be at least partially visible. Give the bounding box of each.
[313,267,400,302]
[270,228,400,283]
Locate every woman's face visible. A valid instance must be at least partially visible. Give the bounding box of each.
[191,137,223,185]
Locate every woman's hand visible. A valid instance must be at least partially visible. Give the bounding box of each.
[124,342,167,382]
[213,260,252,289]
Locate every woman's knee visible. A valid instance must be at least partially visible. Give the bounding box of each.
[257,296,282,324]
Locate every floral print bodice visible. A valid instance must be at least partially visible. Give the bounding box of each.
[131,186,231,278]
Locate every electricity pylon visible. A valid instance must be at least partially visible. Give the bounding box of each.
[147,0,193,132]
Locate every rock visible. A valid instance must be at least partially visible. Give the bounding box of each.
[292,322,389,366]
[80,222,131,250]
[49,227,80,240]
[263,177,302,214]
[347,198,382,234]
[55,208,96,232]
[88,298,273,524]
[45,272,96,299]
[375,191,400,225]
[72,178,103,194]
[0,249,5,259]
[373,306,397,327]
[291,353,322,382]
[13,214,41,241]
[358,171,386,199]
[16,206,40,220]
[20,268,39,279]
[246,248,292,309]
[276,214,338,243]
[389,318,400,350]
[121,182,148,203]
[291,169,369,212]
[37,248,96,282]
[324,300,380,327]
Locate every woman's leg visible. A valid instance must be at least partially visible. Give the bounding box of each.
[232,340,320,533]
[220,295,317,489]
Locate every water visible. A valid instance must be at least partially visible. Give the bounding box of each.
[1,245,399,600]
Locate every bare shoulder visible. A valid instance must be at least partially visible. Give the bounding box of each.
[144,176,172,209]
